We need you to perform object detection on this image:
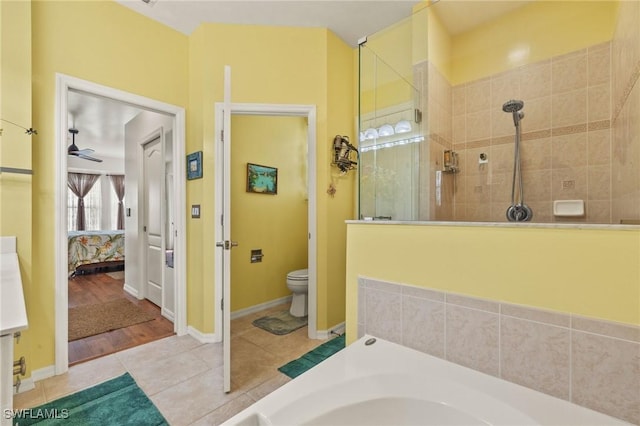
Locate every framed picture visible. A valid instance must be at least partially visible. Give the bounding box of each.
[186,151,203,180]
[246,163,277,194]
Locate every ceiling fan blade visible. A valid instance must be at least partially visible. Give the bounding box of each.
[76,153,103,163]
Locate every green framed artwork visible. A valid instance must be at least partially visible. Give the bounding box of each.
[247,163,277,194]
[187,151,202,180]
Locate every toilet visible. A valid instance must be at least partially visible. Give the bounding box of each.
[286,268,308,317]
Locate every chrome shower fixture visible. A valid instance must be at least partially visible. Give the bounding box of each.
[502,99,525,127]
[503,99,533,222]
[332,135,358,173]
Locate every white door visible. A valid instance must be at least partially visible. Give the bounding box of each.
[143,136,164,306]
[221,66,233,393]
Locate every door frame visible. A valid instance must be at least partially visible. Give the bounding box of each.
[54,73,187,374]
[213,103,318,340]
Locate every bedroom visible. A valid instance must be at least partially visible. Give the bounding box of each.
[66,89,175,365]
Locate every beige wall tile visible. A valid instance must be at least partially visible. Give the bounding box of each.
[520,60,552,100]
[501,303,570,327]
[521,96,551,133]
[490,143,514,174]
[588,129,611,166]
[465,202,491,221]
[524,200,553,222]
[552,133,588,169]
[365,288,402,343]
[552,50,588,94]
[446,293,499,313]
[552,166,588,201]
[490,201,512,222]
[489,172,511,203]
[402,296,445,357]
[552,88,588,128]
[588,42,611,86]
[491,108,516,138]
[446,305,499,376]
[402,285,445,302]
[491,70,520,111]
[585,200,611,223]
[501,317,570,400]
[588,165,611,200]
[453,114,466,144]
[571,332,640,425]
[466,78,491,113]
[521,138,551,171]
[522,169,552,202]
[588,83,611,122]
[466,110,491,142]
[453,85,466,116]
[572,315,640,343]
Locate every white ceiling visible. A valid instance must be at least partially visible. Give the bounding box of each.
[71,0,530,163]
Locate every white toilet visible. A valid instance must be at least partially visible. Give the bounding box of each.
[286,268,308,317]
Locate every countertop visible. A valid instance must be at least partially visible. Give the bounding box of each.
[0,237,28,336]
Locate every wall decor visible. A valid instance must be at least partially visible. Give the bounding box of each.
[186,151,203,180]
[247,163,277,194]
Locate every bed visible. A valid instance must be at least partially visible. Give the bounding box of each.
[68,230,125,275]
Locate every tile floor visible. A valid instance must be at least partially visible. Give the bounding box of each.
[13,304,325,425]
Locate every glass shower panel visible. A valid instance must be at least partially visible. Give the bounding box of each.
[358,16,422,221]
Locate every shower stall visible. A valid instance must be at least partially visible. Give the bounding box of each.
[358,0,640,225]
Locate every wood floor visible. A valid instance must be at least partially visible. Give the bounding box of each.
[68,271,174,366]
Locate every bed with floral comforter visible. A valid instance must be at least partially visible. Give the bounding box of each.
[68,230,124,274]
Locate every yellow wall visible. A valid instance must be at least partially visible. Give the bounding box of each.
[426,6,451,81]
[346,223,640,343]
[29,0,188,372]
[0,0,33,373]
[230,115,308,311]
[449,0,619,85]
[187,24,355,333]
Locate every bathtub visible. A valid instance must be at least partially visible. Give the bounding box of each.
[223,335,629,426]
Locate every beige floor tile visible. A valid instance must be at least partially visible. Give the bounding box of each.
[42,353,126,401]
[260,327,322,363]
[117,334,202,370]
[245,374,291,401]
[191,342,224,369]
[230,337,282,392]
[129,349,210,396]
[190,394,256,426]
[150,367,241,426]
[13,382,46,410]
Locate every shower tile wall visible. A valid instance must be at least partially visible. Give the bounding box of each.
[611,0,640,223]
[357,277,640,424]
[448,43,612,223]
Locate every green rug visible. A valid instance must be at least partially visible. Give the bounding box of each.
[252,310,308,335]
[278,334,346,379]
[13,373,167,426]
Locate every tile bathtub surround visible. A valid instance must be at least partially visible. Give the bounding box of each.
[357,276,640,425]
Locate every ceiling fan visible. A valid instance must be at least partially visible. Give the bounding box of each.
[67,128,103,162]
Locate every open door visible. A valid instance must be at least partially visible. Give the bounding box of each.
[219,65,233,393]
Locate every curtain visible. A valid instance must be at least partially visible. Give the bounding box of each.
[67,172,100,231]
[109,175,125,230]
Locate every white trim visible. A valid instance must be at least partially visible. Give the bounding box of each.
[214,102,318,340]
[55,73,187,376]
[14,363,55,394]
[230,295,293,320]
[315,322,346,340]
[187,326,219,344]
[123,284,139,298]
[161,308,175,322]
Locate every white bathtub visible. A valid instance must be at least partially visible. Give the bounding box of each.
[223,335,629,426]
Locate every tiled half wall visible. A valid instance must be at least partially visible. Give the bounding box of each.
[357,276,640,424]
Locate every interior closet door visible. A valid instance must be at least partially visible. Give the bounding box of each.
[143,135,164,307]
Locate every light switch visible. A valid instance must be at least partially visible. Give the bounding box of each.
[191,204,201,218]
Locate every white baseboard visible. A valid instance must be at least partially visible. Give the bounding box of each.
[15,365,56,394]
[187,326,219,343]
[123,283,138,298]
[316,322,345,340]
[161,308,175,322]
[230,295,292,320]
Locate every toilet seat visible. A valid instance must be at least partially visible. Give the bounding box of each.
[287,269,308,281]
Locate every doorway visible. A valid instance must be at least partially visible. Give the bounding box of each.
[54,74,187,375]
[214,102,317,392]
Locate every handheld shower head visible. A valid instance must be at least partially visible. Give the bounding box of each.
[503,99,525,127]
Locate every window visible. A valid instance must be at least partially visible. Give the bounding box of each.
[68,178,102,231]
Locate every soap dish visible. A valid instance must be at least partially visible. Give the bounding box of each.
[553,200,585,217]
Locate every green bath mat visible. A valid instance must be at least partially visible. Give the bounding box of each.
[278,334,346,378]
[252,310,308,335]
[13,373,167,426]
